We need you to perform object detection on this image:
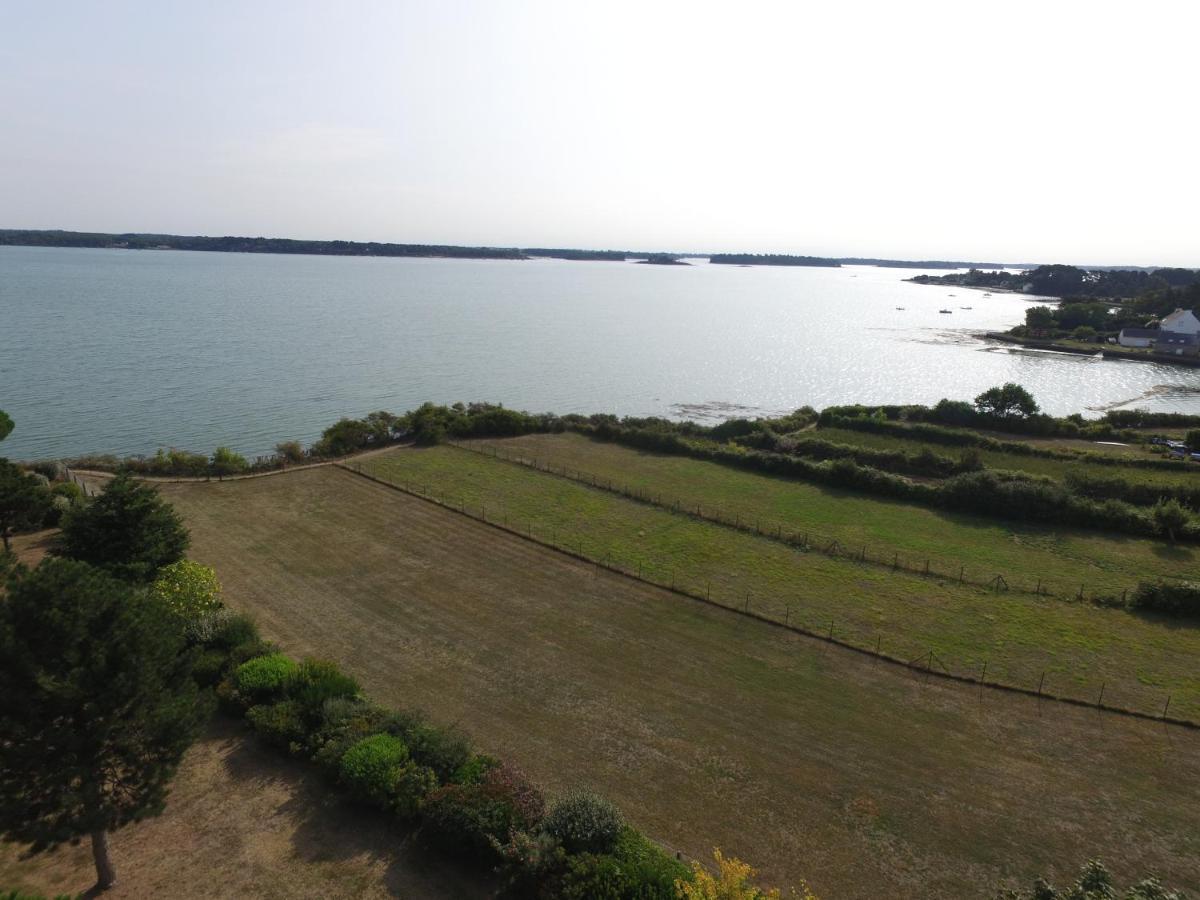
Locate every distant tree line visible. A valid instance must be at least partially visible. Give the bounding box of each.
[911,263,1200,300]
[0,229,525,260]
[709,254,840,267]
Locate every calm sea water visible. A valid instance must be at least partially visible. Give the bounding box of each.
[4,245,1200,460]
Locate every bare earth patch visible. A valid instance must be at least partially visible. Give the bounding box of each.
[0,717,491,899]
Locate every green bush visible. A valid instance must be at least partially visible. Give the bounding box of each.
[233,653,298,704]
[192,647,231,687]
[339,733,436,816]
[423,762,545,859]
[540,827,690,900]
[382,709,472,782]
[1130,580,1200,618]
[454,753,500,785]
[247,700,308,752]
[309,698,388,775]
[288,658,360,716]
[543,789,623,855]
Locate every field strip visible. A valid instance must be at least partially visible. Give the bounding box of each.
[450,439,1107,602]
[340,458,1200,728]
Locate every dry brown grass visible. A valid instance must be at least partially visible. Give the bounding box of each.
[0,718,491,899]
[140,467,1200,899]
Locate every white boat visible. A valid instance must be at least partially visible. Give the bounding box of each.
[939,309,953,314]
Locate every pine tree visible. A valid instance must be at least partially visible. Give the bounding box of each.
[0,558,211,888]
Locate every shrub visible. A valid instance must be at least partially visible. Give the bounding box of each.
[247,700,308,752]
[310,698,388,776]
[339,733,436,816]
[192,647,231,687]
[423,763,546,859]
[1151,497,1192,542]
[209,446,248,479]
[382,709,472,782]
[543,789,623,854]
[677,847,805,900]
[149,559,223,622]
[454,753,500,785]
[275,440,306,464]
[233,653,298,704]
[995,858,1187,899]
[287,658,360,717]
[1129,580,1200,618]
[207,612,263,651]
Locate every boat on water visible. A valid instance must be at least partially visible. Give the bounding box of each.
[895,306,906,310]
[939,309,953,314]
[960,306,972,310]
[983,292,992,297]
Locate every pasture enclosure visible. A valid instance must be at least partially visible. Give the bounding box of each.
[159,467,1200,899]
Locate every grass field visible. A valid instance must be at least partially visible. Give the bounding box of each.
[467,432,1198,595]
[360,442,1200,721]
[814,425,1199,492]
[0,716,490,900]
[148,467,1200,899]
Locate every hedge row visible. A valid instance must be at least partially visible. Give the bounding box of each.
[577,423,1200,544]
[819,414,1192,472]
[1129,580,1200,618]
[744,431,977,479]
[188,611,693,899]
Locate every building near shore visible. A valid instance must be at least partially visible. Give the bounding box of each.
[1117,326,1158,348]
[1118,308,1200,356]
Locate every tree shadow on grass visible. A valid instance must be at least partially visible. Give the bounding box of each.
[219,718,495,899]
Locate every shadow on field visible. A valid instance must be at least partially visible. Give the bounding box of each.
[218,718,495,899]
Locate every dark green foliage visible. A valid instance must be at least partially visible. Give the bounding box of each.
[233,653,299,705]
[381,709,472,781]
[288,658,360,715]
[1130,580,1200,618]
[455,753,501,785]
[1186,429,1200,450]
[533,826,690,900]
[1151,497,1192,542]
[423,763,546,859]
[246,700,308,751]
[0,410,12,442]
[543,790,623,854]
[995,858,1188,899]
[58,473,189,581]
[1103,410,1200,429]
[708,253,840,267]
[192,648,232,687]
[0,460,53,552]
[0,559,211,853]
[309,698,389,776]
[315,418,375,457]
[338,733,436,816]
[209,446,248,479]
[975,383,1040,420]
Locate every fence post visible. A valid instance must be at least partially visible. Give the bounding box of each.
[828,619,835,640]
[924,559,930,576]
[785,606,790,627]
[1097,682,1105,707]
[1035,577,1042,595]
[874,635,881,659]
[1037,671,1045,697]
[979,660,987,696]
[1163,695,1172,719]
[706,581,711,601]
[892,553,898,571]
[958,566,964,585]
[1077,584,1084,601]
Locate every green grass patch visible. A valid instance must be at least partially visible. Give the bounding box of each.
[360,444,1200,721]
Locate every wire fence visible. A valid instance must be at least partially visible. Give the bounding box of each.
[448,440,1138,606]
[340,458,1195,730]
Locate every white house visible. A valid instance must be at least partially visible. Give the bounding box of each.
[1118,326,1157,348]
[1157,308,1200,357]
[1160,308,1200,335]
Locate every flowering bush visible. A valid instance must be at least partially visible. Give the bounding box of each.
[543,789,623,855]
[150,559,223,622]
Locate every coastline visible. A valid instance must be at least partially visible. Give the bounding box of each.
[982,331,1200,368]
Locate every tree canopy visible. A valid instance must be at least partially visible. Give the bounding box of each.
[0,410,12,443]
[0,558,210,888]
[59,472,189,581]
[974,383,1040,420]
[0,459,52,552]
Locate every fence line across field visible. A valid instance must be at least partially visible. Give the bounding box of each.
[338,458,1195,731]
[447,440,1137,606]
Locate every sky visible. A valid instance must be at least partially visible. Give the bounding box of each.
[2,1,1197,265]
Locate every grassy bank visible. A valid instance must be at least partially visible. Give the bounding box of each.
[157,467,1200,898]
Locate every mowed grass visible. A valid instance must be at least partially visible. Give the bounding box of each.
[815,425,1200,493]
[157,468,1200,899]
[360,444,1200,721]
[0,716,491,900]
[468,432,1197,596]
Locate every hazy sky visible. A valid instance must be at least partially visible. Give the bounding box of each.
[3,1,1197,264]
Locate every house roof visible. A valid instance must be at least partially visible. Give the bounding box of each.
[1120,327,1159,338]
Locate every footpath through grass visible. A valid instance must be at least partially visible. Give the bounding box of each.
[361,444,1200,722]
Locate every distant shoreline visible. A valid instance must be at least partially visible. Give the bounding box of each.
[0,228,1034,270]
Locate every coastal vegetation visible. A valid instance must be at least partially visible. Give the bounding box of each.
[910,263,1199,299]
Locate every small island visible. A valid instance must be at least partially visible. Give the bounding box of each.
[709,253,840,267]
[636,254,689,265]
